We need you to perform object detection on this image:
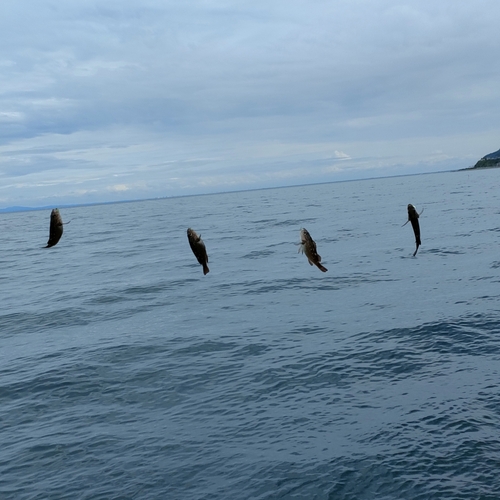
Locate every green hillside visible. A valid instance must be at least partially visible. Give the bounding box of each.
[470,148,500,169]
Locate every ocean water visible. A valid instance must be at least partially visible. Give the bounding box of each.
[1,169,500,499]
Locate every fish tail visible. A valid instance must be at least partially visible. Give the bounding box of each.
[413,244,420,257]
[316,263,328,272]
[203,264,210,275]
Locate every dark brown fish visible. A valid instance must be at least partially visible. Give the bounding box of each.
[187,228,209,275]
[46,208,64,248]
[299,228,327,272]
[403,204,421,256]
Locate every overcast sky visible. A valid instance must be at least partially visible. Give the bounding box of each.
[1,0,499,207]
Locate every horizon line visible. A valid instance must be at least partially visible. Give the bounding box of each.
[0,167,471,214]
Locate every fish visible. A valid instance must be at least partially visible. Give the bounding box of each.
[187,228,209,275]
[402,204,422,256]
[45,208,64,248]
[299,228,327,272]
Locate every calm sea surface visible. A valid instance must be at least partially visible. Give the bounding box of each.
[1,169,500,499]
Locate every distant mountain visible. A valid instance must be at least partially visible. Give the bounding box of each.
[468,148,500,169]
[483,148,500,160]
[0,198,157,214]
[0,206,45,213]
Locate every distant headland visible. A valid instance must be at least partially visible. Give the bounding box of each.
[464,148,500,170]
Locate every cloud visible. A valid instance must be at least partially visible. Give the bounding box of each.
[107,184,130,192]
[1,0,500,207]
[334,151,350,160]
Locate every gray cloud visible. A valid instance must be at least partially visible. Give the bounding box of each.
[1,0,499,206]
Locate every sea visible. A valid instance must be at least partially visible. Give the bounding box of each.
[1,169,500,499]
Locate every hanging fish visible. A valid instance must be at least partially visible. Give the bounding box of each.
[187,228,209,275]
[402,204,423,256]
[46,208,65,248]
[299,228,327,272]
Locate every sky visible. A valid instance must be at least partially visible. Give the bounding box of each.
[1,0,500,208]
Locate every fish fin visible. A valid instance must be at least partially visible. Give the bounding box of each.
[402,220,409,227]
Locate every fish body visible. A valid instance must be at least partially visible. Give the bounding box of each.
[187,228,209,275]
[407,204,421,256]
[46,208,64,248]
[299,228,327,272]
